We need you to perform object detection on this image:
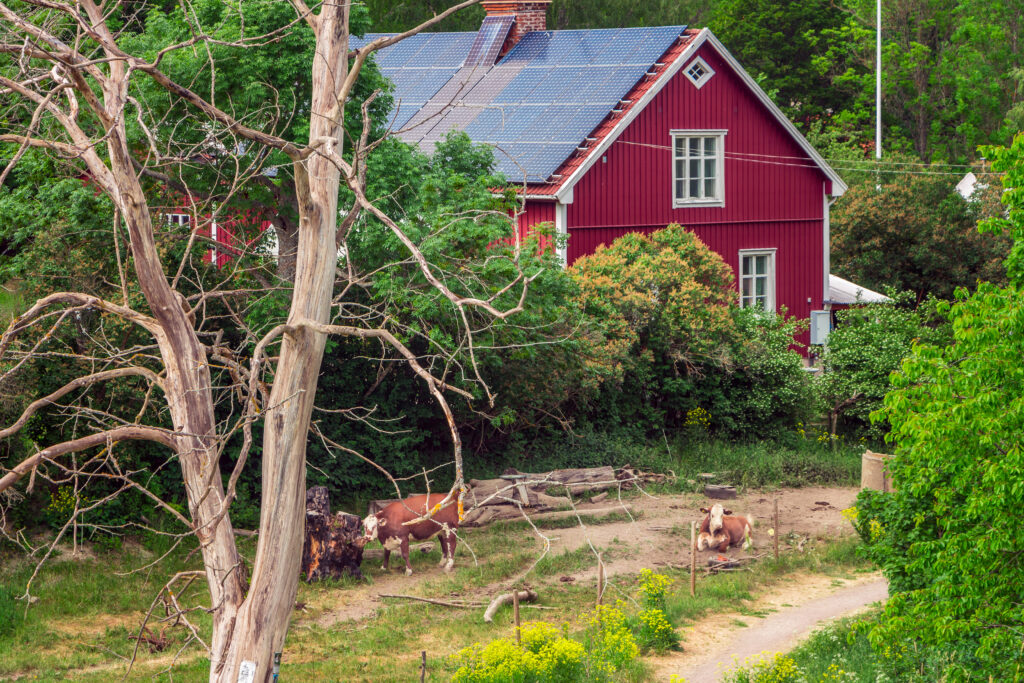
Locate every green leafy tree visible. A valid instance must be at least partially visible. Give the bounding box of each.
[830,172,1012,301]
[711,0,852,122]
[816,291,951,442]
[570,225,812,439]
[855,133,1024,680]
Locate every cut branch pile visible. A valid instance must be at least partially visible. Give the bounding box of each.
[396,465,669,527]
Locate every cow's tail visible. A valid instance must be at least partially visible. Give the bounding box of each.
[743,515,755,550]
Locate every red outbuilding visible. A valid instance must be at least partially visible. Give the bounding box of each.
[353,1,850,349]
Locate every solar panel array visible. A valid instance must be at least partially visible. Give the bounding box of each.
[464,16,514,67]
[350,32,477,130]
[356,25,685,182]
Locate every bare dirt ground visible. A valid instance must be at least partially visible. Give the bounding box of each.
[311,485,862,627]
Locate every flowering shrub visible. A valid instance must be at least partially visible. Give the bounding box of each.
[449,612,637,683]
[583,603,640,674]
[684,406,711,432]
[448,571,681,680]
[43,486,75,528]
[720,650,859,683]
[634,608,677,653]
[638,568,672,610]
[449,624,587,683]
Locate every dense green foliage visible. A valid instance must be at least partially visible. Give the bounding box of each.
[571,227,814,440]
[830,173,1011,301]
[852,135,1024,681]
[816,291,952,440]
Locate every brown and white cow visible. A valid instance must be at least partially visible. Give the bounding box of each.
[360,493,459,576]
[696,503,753,552]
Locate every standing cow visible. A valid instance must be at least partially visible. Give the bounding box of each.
[697,503,753,552]
[361,493,460,576]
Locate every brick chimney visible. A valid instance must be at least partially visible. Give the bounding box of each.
[481,1,551,50]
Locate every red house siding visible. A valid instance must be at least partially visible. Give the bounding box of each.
[518,200,555,240]
[548,41,830,349]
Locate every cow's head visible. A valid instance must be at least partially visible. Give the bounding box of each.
[360,513,386,544]
[700,503,732,534]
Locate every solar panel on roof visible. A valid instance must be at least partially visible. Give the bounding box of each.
[465,15,514,67]
[362,25,686,181]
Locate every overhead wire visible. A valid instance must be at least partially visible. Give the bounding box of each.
[613,139,987,177]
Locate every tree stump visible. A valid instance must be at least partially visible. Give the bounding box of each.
[302,486,365,581]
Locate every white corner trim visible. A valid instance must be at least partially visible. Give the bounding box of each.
[555,202,568,266]
[554,28,847,202]
[824,187,836,304]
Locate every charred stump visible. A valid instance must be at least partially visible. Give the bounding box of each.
[301,486,365,581]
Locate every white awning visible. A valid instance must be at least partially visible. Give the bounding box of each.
[827,274,890,304]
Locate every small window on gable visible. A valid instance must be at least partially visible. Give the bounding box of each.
[739,249,776,313]
[671,130,726,207]
[684,56,714,89]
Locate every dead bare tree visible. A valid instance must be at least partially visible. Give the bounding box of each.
[0,1,548,680]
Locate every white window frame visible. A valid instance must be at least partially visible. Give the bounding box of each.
[165,213,191,227]
[738,248,776,312]
[671,130,726,208]
[683,56,715,89]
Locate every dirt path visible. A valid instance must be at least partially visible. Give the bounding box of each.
[310,486,861,627]
[653,574,887,682]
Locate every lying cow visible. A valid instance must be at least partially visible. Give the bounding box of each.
[360,493,459,576]
[697,503,753,552]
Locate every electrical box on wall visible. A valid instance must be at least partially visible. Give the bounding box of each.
[809,310,831,346]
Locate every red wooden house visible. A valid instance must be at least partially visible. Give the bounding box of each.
[352,1,849,348]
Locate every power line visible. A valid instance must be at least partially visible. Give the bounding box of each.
[613,139,981,176]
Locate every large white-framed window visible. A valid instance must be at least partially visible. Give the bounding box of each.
[738,248,776,312]
[671,130,726,207]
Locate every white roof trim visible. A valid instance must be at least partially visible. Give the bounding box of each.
[827,274,890,304]
[554,28,847,202]
[703,32,846,196]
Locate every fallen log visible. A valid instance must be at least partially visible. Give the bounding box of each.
[462,504,633,527]
[379,593,484,608]
[483,589,538,623]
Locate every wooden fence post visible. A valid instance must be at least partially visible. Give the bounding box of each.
[596,555,604,606]
[689,520,696,597]
[513,587,521,645]
[773,499,780,560]
[420,650,426,682]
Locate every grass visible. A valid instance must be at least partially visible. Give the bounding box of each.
[0,522,873,683]
[660,439,864,492]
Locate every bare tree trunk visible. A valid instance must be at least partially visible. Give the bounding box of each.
[275,221,299,283]
[211,5,350,680]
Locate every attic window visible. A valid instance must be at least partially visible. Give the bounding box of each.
[684,57,714,89]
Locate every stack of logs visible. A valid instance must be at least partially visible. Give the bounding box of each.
[369,465,669,527]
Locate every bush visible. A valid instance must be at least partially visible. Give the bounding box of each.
[570,226,815,442]
[449,611,635,683]
[851,136,1024,681]
[816,291,952,441]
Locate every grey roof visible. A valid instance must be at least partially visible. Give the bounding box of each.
[351,26,687,182]
[827,274,890,305]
